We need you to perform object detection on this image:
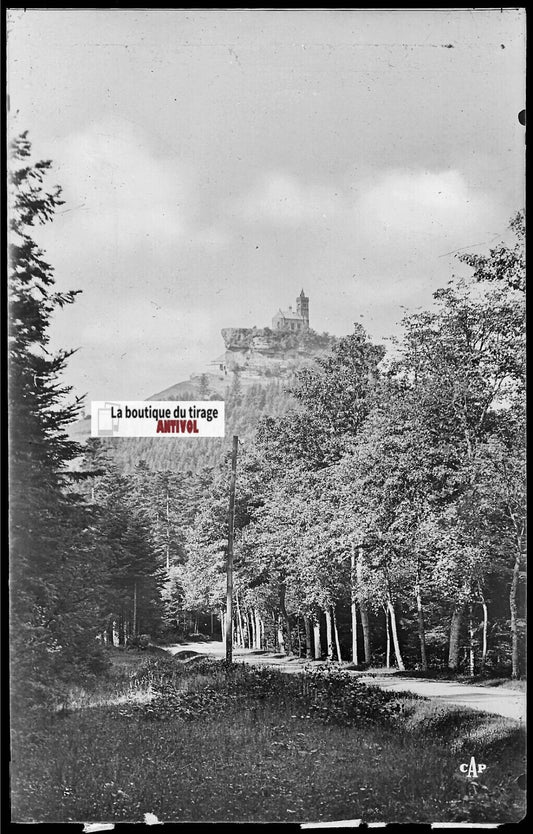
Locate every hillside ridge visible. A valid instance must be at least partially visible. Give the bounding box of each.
[68,324,337,472]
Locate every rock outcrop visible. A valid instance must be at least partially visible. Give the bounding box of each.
[219,326,335,379]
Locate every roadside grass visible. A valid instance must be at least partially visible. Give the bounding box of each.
[50,646,169,711]
[392,696,524,756]
[10,652,525,825]
[391,668,526,691]
[467,678,526,692]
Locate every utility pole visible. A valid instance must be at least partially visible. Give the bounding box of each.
[350,544,358,665]
[165,484,170,572]
[225,435,238,664]
[133,579,137,637]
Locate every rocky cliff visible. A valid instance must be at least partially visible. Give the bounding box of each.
[219,326,335,379]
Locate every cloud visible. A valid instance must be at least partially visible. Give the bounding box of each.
[30,117,232,331]
[225,166,509,346]
[238,172,342,225]
[77,298,215,349]
[43,155,512,402]
[51,296,220,402]
[353,168,502,258]
[38,119,230,259]
[47,120,192,248]
[234,167,503,267]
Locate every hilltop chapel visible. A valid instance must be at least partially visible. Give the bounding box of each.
[272,289,309,332]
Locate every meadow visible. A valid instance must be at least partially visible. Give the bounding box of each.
[10,647,526,825]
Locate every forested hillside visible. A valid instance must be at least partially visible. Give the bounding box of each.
[70,379,301,472]
[68,329,337,472]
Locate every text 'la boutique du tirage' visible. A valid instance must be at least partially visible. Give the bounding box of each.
[111,404,220,422]
[90,401,225,438]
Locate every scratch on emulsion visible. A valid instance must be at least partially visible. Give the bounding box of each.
[301,822,362,829]
[431,822,503,829]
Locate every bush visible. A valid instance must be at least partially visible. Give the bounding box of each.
[114,661,403,727]
[153,624,181,643]
[301,667,402,725]
[126,634,151,649]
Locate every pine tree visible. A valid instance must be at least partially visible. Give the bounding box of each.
[9,133,103,710]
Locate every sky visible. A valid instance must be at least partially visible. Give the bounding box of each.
[7,8,526,406]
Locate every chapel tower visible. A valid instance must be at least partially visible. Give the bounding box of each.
[296,289,309,328]
[272,290,310,331]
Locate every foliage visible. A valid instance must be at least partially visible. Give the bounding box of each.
[9,133,107,710]
[257,324,385,468]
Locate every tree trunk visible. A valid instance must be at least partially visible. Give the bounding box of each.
[480,600,488,673]
[296,616,301,657]
[249,609,255,648]
[285,616,292,655]
[510,548,522,679]
[106,619,114,646]
[357,548,371,662]
[313,615,322,660]
[118,607,125,646]
[244,610,249,648]
[387,600,405,671]
[132,581,137,637]
[415,562,428,671]
[360,603,371,664]
[384,606,391,668]
[277,615,285,653]
[279,584,293,656]
[448,603,464,671]
[468,605,475,677]
[332,605,342,662]
[382,569,404,670]
[324,608,334,660]
[304,615,313,659]
[220,609,226,642]
[248,609,255,649]
[350,546,359,665]
[235,593,244,648]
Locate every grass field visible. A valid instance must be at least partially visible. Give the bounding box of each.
[10,648,526,825]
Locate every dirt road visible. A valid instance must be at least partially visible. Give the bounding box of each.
[165,641,526,723]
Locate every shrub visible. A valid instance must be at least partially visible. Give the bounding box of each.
[300,667,402,725]
[126,634,152,649]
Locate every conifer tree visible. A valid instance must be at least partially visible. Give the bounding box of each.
[9,133,102,709]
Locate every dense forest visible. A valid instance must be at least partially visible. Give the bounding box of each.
[9,136,526,720]
[88,378,299,473]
